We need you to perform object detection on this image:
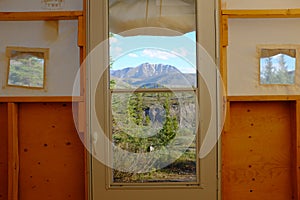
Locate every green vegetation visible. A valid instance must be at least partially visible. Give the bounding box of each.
[114,93,179,152]
[113,149,196,183]
[8,54,44,88]
[111,92,197,183]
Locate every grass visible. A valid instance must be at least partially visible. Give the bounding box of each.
[113,149,197,183]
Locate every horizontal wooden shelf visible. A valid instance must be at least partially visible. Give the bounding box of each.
[222,9,300,18]
[0,11,83,21]
[227,95,300,102]
[0,96,84,103]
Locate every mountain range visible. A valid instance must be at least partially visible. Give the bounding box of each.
[110,63,196,88]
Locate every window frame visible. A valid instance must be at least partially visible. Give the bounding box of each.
[88,0,219,194]
[108,88,201,188]
[106,0,201,188]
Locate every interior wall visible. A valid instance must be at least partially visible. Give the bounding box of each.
[0,0,82,11]
[227,18,300,96]
[18,103,85,200]
[0,20,80,96]
[222,0,300,9]
[222,101,294,200]
[0,102,85,200]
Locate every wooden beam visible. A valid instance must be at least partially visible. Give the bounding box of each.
[291,101,300,200]
[221,15,228,47]
[0,96,84,103]
[81,1,89,199]
[227,95,300,102]
[78,102,86,134]
[296,100,300,200]
[0,11,83,21]
[79,14,86,97]
[220,46,227,93]
[223,101,230,133]
[220,13,228,96]
[222,9,300,18]
[78,16,84,47]
[7,103,19,200]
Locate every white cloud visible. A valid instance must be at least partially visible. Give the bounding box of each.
[109,37,118,44]
[111,46,123,56]
[128,53,139,58]
[142,49,177,60]
[171,48,189,57]
[179,67,196,74]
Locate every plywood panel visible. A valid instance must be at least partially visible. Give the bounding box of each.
[222,101,294,200]
[0,103,8,200]
[18,103,84,200]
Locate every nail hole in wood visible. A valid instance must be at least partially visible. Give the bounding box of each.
[66,142,71,146]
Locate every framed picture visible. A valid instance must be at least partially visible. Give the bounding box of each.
[257,45,299,86]
[6,46,49,89]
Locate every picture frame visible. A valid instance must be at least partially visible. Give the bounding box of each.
[6,46,49,89]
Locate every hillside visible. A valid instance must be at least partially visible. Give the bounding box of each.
[110,63,196,88]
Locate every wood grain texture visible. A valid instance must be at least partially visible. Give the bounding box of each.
[0,103,8,200]
[18,103,85,200]
[228,95,300,102]
[222,9,300,18]
[0,96,84,103]
[221,15,228,47]
[78,16,84,47]
[81,1,88,199]
[296,101,300,199]
[0,11,83,21]
[220,14,228,93]
[7,103,19,200]
[222,101,294,200]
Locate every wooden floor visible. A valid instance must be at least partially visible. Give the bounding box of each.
[222,101,295,200]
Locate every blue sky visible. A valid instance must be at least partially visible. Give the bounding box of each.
[260,54,296,73]
[110,31,197,73]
